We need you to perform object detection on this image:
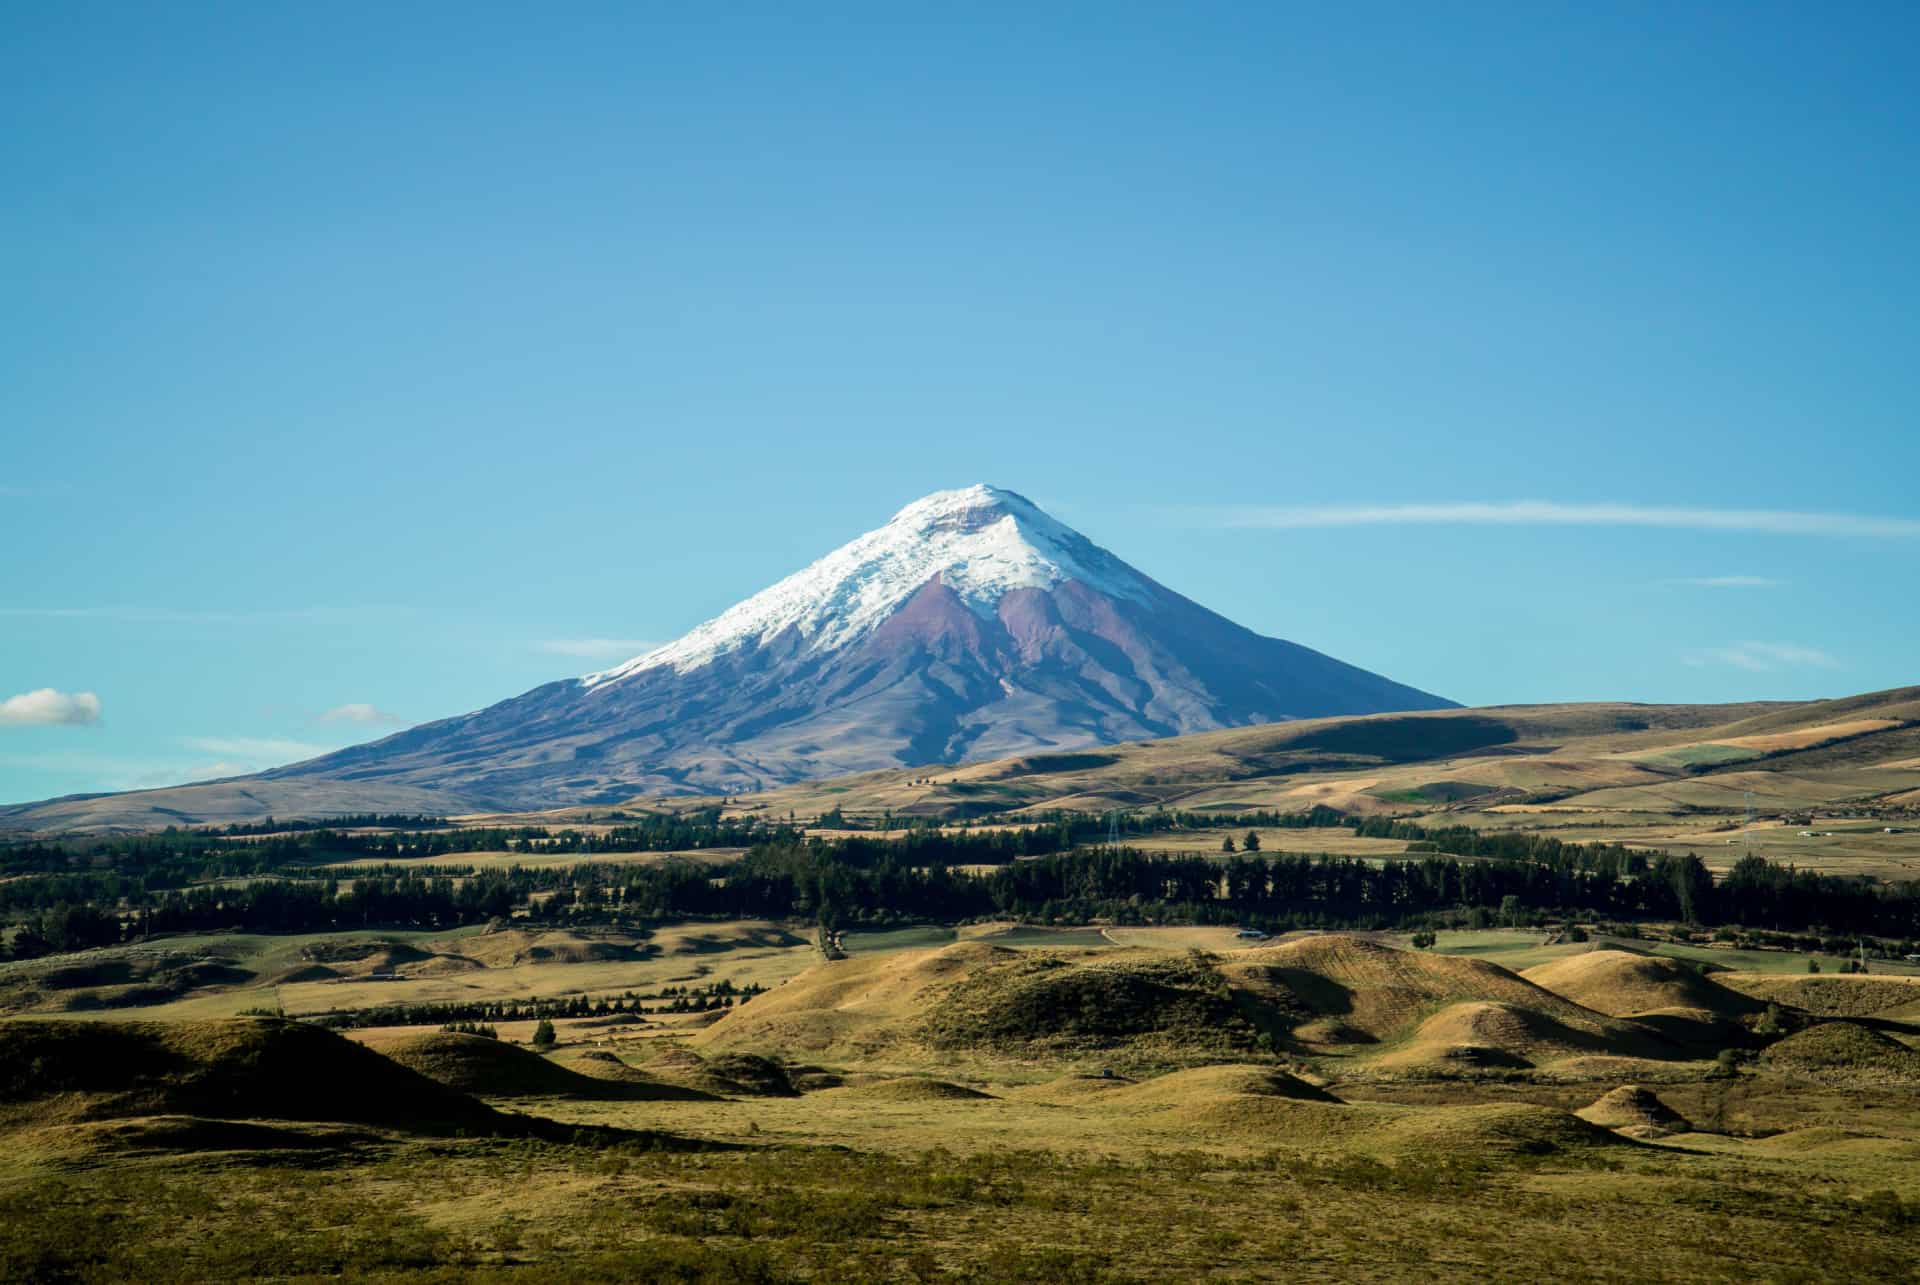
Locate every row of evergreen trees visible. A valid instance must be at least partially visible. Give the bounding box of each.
[5,817,1918,958]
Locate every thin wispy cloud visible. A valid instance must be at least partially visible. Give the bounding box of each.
[1685,641,1841,673]
[180,736,333,763]
[133,761,255,787]
[1663,575,1782,588]
[0,688,103,727]
[320,703,404,726]
[536,638,659,659]
[1204,501,1920,538]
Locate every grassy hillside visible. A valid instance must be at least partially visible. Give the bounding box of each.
[0,1017,510,1134]
[654,687,1920,836]
[4,927,1920,1280]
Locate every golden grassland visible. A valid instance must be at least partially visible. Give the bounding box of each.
[6,685,1920,1277]
[613,689,1920,850]
[5,929,1920,1281]
[0,921,819,1025]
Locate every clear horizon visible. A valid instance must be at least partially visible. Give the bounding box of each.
[4,4,1916,803]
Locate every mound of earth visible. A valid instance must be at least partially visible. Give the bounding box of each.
[835,1077,995,1102]
[58,1115,380,1155]
[917,950,1262,1060]
[0,1019,507,1133]
[1377,1001,1618,1071]
[693,942,1022,1057]
[643,1047,798,1097]
[1720,974,1920,1019]
[701,935,1676,1071]
[24,955,256,1014]
[1108,1064,1339,1107]
[1523,951,1763,1020]
[1365,1103,1623,1156]
[1147,1092,1616,1158]
[522,932,643,964]
[1616,1006,1753,1051]
[1167,1095,1363,1142]
[652,922,808,955]
[375,1032,711,1100]
[1762,1021,1920,1085]
[1219,935,1663,1061]
[1576,1085,1692,1138]
[447,929,545,968]
[301,941,434,970]
[272,964,342,984]
[553,1048,661,1082]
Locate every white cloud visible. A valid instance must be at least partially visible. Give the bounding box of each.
[0,688,103,727]
[180,736,332,763]
[1663,575,1782,588]
[1685,641,1841,673]
[1205,501,1920,538]
[320,702,404,725]
[535,638,659,659]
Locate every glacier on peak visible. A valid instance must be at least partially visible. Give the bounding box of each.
[582,484,1156,686]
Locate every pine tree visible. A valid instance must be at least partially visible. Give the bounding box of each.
[532,1018,557,1048]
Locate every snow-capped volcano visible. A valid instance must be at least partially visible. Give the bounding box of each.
[21,485,1452,820]
[587,485,1151,682]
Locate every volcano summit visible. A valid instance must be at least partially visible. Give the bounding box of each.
[280,485,1450,804]
[8,486,1453,825]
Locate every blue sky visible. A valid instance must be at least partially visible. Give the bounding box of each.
[3,2,1916,803]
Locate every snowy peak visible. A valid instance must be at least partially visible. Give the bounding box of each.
[584,485,1157,686]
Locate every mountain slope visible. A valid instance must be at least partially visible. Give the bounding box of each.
[261,486,1450,805]
[3,485,1451,826]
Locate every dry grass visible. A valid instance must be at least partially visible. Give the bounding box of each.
[7,944,1920,1282]
[1520,949,1763,1019]
[1720,974,1920,1017]
[1762,1021,1920,1085]
[637,687,1920,827]
[1575,1084,1693,1138]
[363,1030,715,1101]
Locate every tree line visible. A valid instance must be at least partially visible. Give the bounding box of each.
[6,816,1918,959]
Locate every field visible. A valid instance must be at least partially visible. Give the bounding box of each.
[5,687,1920,1277]
[5,928,1920,1280]
[667,687,1920,835]
[0,921,819,1026]
[1415,927,1920,977]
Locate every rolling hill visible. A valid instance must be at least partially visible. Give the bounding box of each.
[673,684,1920,823]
